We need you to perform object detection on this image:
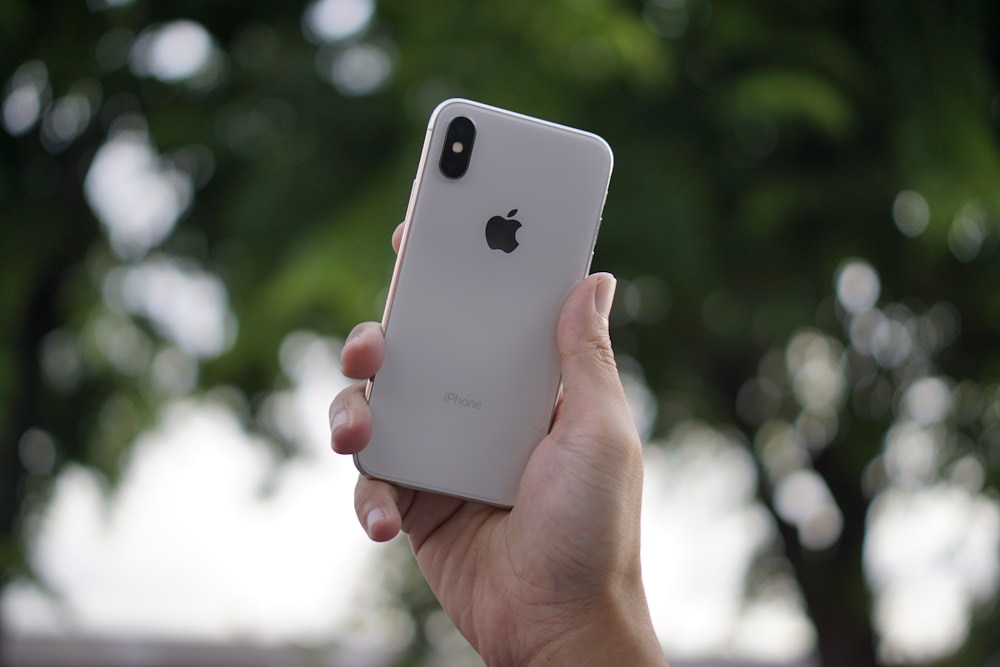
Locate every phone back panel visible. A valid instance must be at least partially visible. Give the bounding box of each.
[355,99,613,506]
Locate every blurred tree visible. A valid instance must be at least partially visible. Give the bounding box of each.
[1,0,998,666]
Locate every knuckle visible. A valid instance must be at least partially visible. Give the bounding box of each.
[354,478,376,517]
[586,329,617,369]
[562,326,619,374]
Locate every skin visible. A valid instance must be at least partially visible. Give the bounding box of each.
[329,223,667,667]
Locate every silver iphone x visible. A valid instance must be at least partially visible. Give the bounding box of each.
[355,99,613,506]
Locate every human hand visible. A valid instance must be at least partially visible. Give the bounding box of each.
[329,224,666,666]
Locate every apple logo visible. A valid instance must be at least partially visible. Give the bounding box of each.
[485,208,522,253]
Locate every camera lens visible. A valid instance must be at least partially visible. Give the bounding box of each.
[439,116,476,179]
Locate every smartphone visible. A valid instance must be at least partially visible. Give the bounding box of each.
[355,98,613,507]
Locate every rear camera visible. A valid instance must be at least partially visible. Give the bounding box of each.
[439,116,476,179]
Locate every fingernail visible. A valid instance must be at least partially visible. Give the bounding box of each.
[344,328,361,347]
[330,408,349,434]
[594,275,617,319]
[366,508,385,536]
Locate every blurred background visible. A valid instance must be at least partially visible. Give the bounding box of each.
[2,0,999,665]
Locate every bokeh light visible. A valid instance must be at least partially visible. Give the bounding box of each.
[902,377,952,425]
[130,21,223,88]
[755,420,809,482]
[40,329,83,394]
[317,41,394,96]
[302,0,374,43]
[40,79,101,153]
[87,310,154,377]
[643,0,691,39]
[865,485,1000,662]
[95,28,134,72]
[773,469,843,551]
[104,256,235,359]
[947,203,990,263]
[2,61,49,136]
[18,429,57,478]
[835,259,880,315]
[151,346,199,396]
[785,330,845,412]
[84,124,193,260]
[892,190,930,238]
[87,0,135,10]
[642,423,815,663]
[882,421,940,488]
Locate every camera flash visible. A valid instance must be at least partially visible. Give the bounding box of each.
[452,141,464,154]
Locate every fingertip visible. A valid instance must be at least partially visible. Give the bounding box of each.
[558,272,615,351]
[332,413,372,456]
[329,386,373,455]
[391,221,405,255]
[329,407,350,452]
[594,273,617,320]
[356,479,402,542]
[366,506,400,542]
[341,322,385,380]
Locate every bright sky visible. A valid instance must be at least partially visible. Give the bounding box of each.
[6,340,379,646]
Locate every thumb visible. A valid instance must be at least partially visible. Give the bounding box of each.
[555,273,629,428]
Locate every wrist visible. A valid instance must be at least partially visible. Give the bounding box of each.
[515,585,667,667]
